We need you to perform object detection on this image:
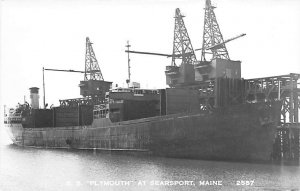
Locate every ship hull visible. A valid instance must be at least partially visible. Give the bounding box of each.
[4,102,281,163]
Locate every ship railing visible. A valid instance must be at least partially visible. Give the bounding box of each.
[93,104,107,110]
[93,110,109,119]
[105,99,123,104]
[111,88,132,93]
[277,122,300,128]
[113,100,123,103]
[5,116,22,124]
[4,117,8,124]
[59,97,107,107]
[110,88,159,95]
[9,112,22,117]
[165,65,179,76]
[245,87,299,98]
[93,104,109,119]
[245,74,299,94]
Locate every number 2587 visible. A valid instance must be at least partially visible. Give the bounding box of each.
[236,180,254,186]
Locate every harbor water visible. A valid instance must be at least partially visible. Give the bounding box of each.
[0,128,300,191]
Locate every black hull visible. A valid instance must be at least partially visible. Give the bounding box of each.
[5,102,282,163]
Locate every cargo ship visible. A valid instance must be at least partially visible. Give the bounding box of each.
[3,1,300,164]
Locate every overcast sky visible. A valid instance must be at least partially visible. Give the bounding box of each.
[1,0,300,108]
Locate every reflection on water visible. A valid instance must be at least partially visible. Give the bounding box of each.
[0,133,300,191]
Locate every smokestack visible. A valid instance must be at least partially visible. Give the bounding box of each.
[29,87,39,109]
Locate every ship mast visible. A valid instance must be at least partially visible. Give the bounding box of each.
[125,41,131,87]
[43,67,45,108]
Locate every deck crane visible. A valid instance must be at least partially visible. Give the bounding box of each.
[84,37,104,81]
[44,68,85,73]
[44,37,105,77]
[125,8,196,64]
[125,50,193,58]
[195,33,246,52]
[125,8,197,87]
[42,37,112,108]
[192,0,246,82]
[126,0,246,86]
[197,0,246,61]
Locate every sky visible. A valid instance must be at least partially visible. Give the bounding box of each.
[0,0,300,109]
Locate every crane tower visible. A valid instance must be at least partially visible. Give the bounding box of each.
[44,37,112,107]
[165,8,197,87]
[171,8,197,66]
[84,37,104,81]
[79,37,112,101]
[194,0,242,81]
[201,0,229,61]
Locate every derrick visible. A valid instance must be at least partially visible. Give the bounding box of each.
[84,37,104,81]
[43,37,112,107]
[200,0,229,61]
[171,8,197,66]
[79,37,112,101]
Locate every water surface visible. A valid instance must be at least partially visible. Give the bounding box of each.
[0,130,300,191]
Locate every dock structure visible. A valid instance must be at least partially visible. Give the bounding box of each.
[190,73,300,164]
[246,73,300,164]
